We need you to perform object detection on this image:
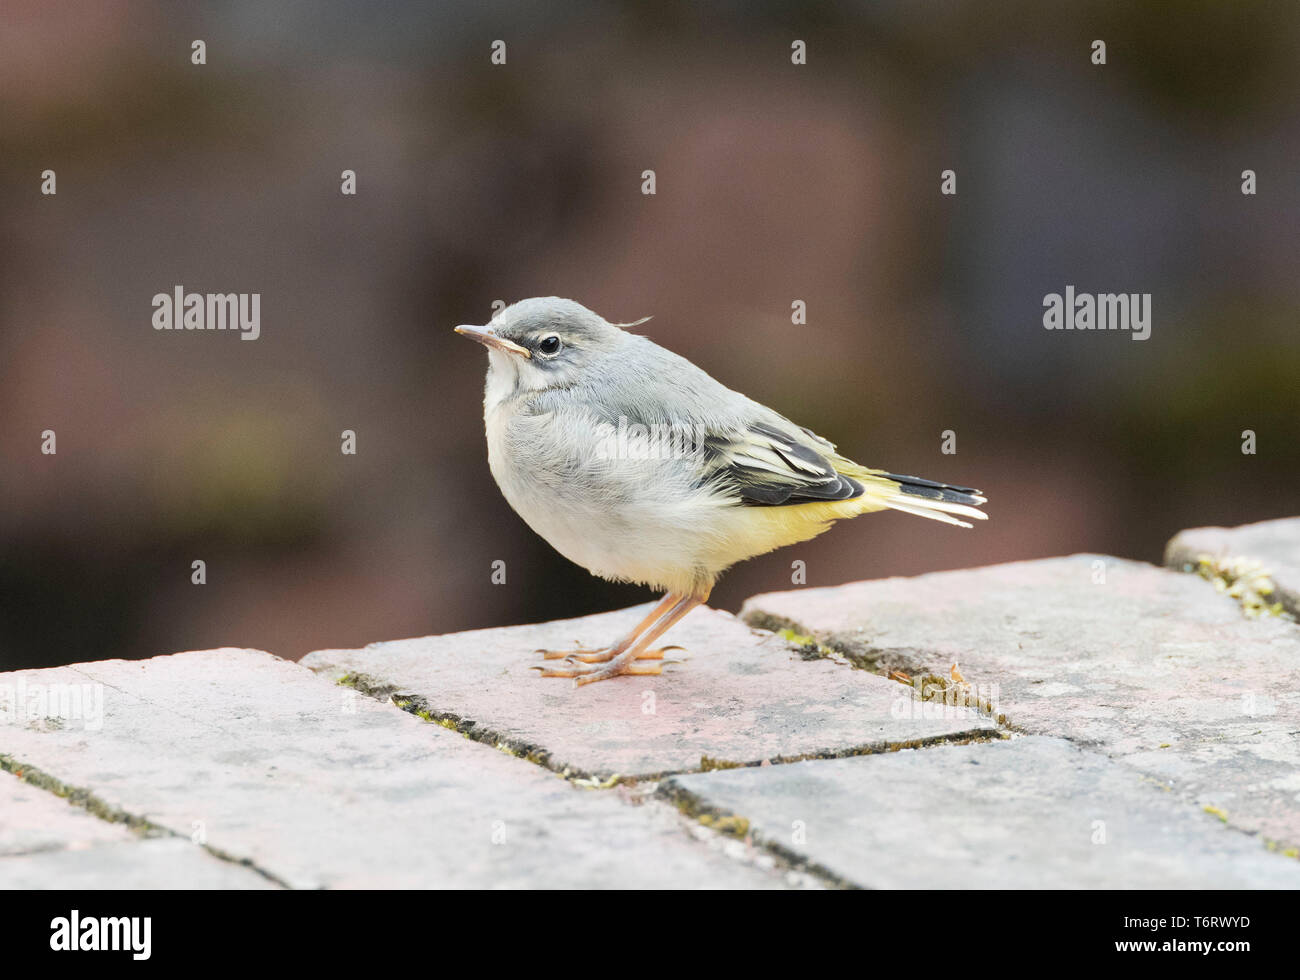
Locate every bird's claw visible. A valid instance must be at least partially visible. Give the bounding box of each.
[535,647,615,663]
[531,651,688,684]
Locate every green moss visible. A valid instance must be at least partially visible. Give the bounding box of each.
[1193,554,1292,620]
[700,755,744,772]
[1,753,153,834]
[777,628,836,661]
[0,753,292,887]
[891,670,1007,726]
[335,671,400,700]
[773,618,1010,727]
[698,813,750,837]
[572,773,623,789]
[1203,805,1229,823]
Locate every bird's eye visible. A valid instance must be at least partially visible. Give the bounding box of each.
[537,335,562,356]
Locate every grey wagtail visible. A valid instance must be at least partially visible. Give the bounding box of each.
[456,297,987,686]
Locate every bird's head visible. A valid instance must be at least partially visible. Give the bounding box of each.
[454,297,647,396]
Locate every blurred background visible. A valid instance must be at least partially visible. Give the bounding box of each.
[2,0,1297,670]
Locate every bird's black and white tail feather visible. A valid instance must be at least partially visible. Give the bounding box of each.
[875,472,988,528]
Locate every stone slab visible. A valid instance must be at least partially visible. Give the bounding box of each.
[1165,517,1300,618]
[302,604,995,781]
[0,768,274,888]
[663,737,1300,888]
[741,555,1300,848]
[0,650,790,888]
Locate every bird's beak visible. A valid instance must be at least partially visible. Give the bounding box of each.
[454,324,531,358]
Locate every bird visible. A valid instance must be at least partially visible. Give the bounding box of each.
[455,297,987,686]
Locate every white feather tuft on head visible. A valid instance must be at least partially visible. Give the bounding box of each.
[610,315,653,330]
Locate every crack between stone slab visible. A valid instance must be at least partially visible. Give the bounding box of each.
[607,783,828,889]
[1167,551,1299,621]
[663,743,1300,889]
[655,778,858,889]
[334,670,1005,786]
[745,610,1013,731]
[1129,767,1300,860]
[0,753,292,888]
[335,672,578,776]
[746,615,1300,863]
[337,673,851,888]
[1185,797,1300,860]
[336,667,1009,888]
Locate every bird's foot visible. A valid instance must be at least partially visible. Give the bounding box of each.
[535,644,683,664]
[531,647,686,685]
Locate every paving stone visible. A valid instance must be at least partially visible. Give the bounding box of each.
[0,769,274,888]
[741,555,1300,848]
[662,737,1300,888]
[1165,517,1300,617]
[0,650,791,888]
[302,604,995,781]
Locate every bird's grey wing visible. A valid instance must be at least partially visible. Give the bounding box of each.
[698,418,865,505]
[532,334,863,506]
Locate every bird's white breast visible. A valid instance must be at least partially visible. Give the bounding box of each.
[482,394,729,593]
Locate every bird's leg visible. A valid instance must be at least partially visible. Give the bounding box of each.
[535,592,708,685]
[535,592,680,663]
[573,594,704,686]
